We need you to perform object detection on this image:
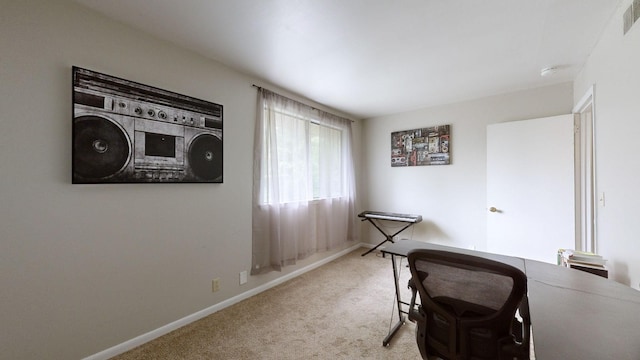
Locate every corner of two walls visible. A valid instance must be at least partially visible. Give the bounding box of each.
[361,83,574,252]
[0,1,359,359]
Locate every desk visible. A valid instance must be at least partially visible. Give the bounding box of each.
[523,259,640,359]
[380,240,640,359]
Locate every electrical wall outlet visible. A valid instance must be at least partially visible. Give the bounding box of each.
[239,270,248,285]
[212,278,220,292]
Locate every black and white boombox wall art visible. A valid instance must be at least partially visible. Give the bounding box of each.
[72,67,223,184]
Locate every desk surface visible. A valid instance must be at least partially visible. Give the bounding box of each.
[381,240,640,360]
[380,239,525,271]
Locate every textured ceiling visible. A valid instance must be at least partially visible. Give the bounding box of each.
[74,0,621,119]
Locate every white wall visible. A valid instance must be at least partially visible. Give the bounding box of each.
[362,83,573,252]
[574,0,640,288]
[0,1,360,359]
[2,0,636,358]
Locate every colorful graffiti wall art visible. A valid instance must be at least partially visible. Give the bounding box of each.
[391,125,450,167]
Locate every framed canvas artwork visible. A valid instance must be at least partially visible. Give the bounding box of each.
[72,67,223,183]
[391,125,450,167]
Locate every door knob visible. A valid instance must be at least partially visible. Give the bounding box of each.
[489,207,498,212]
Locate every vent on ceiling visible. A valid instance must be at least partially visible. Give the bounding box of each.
[623,0,640,34]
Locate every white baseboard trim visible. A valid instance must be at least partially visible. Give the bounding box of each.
[83,242,366,360]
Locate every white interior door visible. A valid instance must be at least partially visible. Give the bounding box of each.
[487,115,575,264]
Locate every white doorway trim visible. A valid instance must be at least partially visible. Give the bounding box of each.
[573,85,597,253]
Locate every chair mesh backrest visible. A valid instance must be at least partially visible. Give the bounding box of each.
[408,249,528,360]
[414,260,514,313]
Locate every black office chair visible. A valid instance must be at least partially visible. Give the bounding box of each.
[407,249,530,360]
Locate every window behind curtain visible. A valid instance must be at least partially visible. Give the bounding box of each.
[252,88,357,274]
[260,108,344,204]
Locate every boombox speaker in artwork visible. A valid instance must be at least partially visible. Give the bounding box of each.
[72,67,223,183]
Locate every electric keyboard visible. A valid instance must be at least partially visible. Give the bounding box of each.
[358,211,422,223]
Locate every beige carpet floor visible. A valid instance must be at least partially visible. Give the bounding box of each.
[110,249,423,359]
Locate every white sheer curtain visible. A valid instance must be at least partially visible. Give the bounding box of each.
[251,88,358,274]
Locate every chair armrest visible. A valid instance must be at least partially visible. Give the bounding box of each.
[519,294,531,348]
[501,294,531,359]
[407,278,425,323]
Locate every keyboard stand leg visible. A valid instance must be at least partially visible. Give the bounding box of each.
[361,235,393,256]
[361,219,414,256]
